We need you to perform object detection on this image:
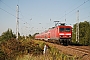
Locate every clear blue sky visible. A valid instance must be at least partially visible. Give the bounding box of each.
[0,0,90,36]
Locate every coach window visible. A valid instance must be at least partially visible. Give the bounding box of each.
[60,28,64,32]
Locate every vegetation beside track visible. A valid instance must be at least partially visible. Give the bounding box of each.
[0,39,43,60]
[0,38,78,60]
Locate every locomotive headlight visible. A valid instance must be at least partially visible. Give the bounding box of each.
[60,36,62,37]
[69,36,71,37]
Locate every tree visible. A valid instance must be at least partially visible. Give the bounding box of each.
[72,21,90,45]
[32,33,39,39]
[0,29,16,42]
[28,34,33,39]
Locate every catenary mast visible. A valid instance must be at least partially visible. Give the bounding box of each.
[16,5,19,40]
[76,10,79,43]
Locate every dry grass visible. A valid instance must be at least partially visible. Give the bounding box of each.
[0,39,78,60]
[16,39,77,60]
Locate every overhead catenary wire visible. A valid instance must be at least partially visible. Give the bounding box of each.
[59,0,90,20]
[0,7,30,24]
[0,0,31,25]
[0,0,16,12]
[0,7,29,24]
[0,7,16,18]
[0,7,30,29]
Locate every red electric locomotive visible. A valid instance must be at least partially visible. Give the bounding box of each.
[35,23,72,45]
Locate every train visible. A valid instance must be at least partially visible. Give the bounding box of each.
[35,23,72,45]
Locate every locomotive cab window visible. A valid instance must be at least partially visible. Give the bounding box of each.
[60,28,64,32]
[65,28,70,32]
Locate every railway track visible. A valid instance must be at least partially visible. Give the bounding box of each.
[66,46,90,55]
[34,40,90,60]
[44,41,90,59]
[48,40,90,55]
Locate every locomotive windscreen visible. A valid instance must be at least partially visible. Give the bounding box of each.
[60,28,64,32]
[60,28,71,32]
[65,28,70,32]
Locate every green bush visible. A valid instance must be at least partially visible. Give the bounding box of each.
[0,29,16,42]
